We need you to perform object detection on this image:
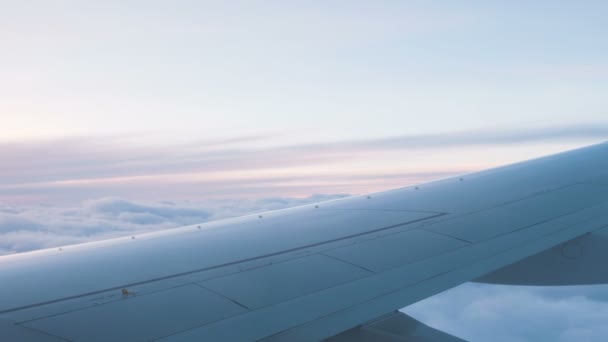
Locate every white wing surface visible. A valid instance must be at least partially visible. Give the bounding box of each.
[1,143,608,341]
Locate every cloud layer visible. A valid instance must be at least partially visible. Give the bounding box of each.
[406,282,608,342]
[0,194,347,255]
[1,124,606,204]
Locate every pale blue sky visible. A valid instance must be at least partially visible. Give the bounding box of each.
[2,0,607,203]
[2,1,607,143]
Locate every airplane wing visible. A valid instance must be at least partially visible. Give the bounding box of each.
[1,143,608,341]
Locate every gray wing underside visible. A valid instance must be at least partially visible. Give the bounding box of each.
[1,143,608,341]
[326,311,466,342]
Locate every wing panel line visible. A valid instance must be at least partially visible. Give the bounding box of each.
[0,212,446,315]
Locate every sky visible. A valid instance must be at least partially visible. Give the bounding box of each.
[2,1,608,341]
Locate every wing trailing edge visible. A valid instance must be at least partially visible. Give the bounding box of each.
[476,225,608,285]
[326,311,466,342]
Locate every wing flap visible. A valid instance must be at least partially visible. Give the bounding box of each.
[22,285,246,342]
[324,229,468,273]
[326,311,466,342]
[200,254,372,310]
[476,225,608,285]
[424,183,608,242]
[0,319,63,342]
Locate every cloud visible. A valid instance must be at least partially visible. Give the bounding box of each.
[2,124,606,184]
[84,197,212,222]
[405,282,608,342]
[0,214,44,233]
[354,125,608,150]
[0,124,605,204]
[0,194,348,255]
